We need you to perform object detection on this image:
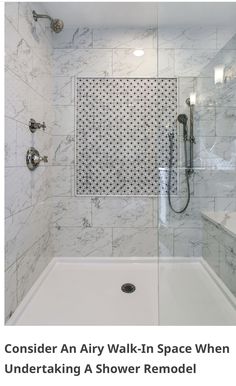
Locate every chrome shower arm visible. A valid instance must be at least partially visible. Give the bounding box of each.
[32,10,52,22]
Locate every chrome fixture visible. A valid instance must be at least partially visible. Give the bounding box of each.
[32,10,64,33]
[26,147,48,170]
[29,118,46,133]
[168,97,196,213]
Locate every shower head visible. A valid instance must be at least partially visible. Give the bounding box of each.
[50,18,64,33]
[177,114,188,125]
[32,10,64,33]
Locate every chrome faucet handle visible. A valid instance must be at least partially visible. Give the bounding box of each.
[29,118,46,133]
[40,155,48,163]
[26,147,48,170]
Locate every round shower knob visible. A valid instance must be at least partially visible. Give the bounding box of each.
[26,147,48,171]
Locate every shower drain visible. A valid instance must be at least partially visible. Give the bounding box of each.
[121,283,136,294]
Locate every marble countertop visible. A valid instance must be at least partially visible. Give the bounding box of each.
[201,211,236,239]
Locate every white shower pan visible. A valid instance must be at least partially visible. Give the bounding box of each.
[7,258,236,326]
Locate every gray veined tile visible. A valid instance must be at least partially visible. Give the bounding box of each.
[5,201,52,269]
[5,16,34,85]
[17,232,52,304]
[50,135,75,165]
[93,28,156,48]
[175,49,218,77]
[158,226,174,257]
[112,227,158,257]
[158,26,217,50]
[52,227,112,257]
[174,227,203,257]
[5,166,32,217]
[157,49,175,78]
[194,169,236,198]
[52,197,92,227]
[113,48,157,77]
[5,117,17,167]
[53,48,112,77]
[53,27,93,49]
[91,197,153,227]
[216,107,236,136]
[193,136,236,168]
[5,263,17,322]
[5,2,19,31]
[52,105,74,135]
[53,76,74,105]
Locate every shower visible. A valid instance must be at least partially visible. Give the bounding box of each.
[168,98,195,213]
[32,10,64,33]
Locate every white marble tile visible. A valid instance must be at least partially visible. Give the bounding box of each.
[53,48,112,77]
[5,69,30,124]
[160,197,214,228]
[112,227,158,257]
[217,28,236,50]
[53,27,93,48]
[5,117,17,167]
[5,166,32,217]
[53,76,74,105]
[195,77,216,107]
[49,135,74,165]
[194,107,216,136]
[157,49,175,77]
[219,238,236,296]
[93,28,155,48]
[49,166,72,197]
[5,263,17,322]
[158,226,174,257]
[158,26,217,49]
[193,136,236,168]
[113,49,157,77]
[91,197,153,227]
[194,169,236,198]
[173,228,203,257]
[5,201,52,268]
[178,77,195,107]
[52,197,91,227]
[52,227,112,257]
[175,49,218,77]
[203,222,220,274]
[16,121,32,166]
[17,231,52,303]
[215,198,236,212]
[216,107,236,137]
[52,106,74,135]
[18,2,52,58]
[31,53,52,98]
[5,16,34,85]
[31,166,51,205]
[5,2,19,31]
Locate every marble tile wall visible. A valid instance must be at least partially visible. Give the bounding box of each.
[52,24,236,259]
[5,2,54,321]
[51,27,159,258]
[202,216,236,296]
[157,26,236,257]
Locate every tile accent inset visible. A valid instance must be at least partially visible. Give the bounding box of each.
[75,78,177,195]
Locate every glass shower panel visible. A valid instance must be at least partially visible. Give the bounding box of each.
[157,13,236,325]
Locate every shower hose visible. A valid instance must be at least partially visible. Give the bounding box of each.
[167,131,190,213]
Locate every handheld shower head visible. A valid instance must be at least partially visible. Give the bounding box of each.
[177,114,188,125]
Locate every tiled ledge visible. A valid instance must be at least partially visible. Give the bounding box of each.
[201,211,236,239]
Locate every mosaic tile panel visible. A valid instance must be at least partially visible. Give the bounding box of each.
[75,78,177,195]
